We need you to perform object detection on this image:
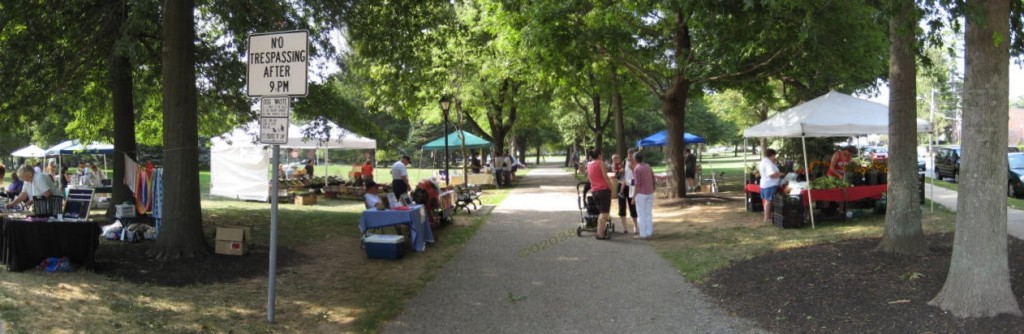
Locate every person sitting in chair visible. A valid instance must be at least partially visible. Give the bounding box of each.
[2,173,23,199]
[364,181,385,210]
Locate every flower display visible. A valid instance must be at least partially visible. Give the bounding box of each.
[871,160,888,173]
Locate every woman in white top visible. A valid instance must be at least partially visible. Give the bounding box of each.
[617,149,638,234]
[759,149,783,223]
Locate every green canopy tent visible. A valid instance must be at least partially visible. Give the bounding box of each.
[419,131,493,186]
[421,131,492,150]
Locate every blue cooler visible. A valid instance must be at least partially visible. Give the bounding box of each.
[365,234,405,260]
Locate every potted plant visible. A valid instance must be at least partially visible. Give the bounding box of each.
[846,158,869,186]
[747,163,760,184]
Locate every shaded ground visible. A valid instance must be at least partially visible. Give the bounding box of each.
[94,241,302,287]
[702,233,1024,333]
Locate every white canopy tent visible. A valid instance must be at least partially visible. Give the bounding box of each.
[11,145,46,158]
[743,91,933,228]
[210,121,376,201]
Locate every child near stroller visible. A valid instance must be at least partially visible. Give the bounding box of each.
[577,181,614,237]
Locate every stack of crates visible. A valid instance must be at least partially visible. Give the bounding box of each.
[771,195,805,228]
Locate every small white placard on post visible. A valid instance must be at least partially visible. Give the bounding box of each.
[259,117,289,144]
[261,97,290,117]
[260,97,290,144]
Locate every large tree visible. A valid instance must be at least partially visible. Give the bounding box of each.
[876,0,927,254]
[929,0,1022,317]
[592,1,889,197]
[148,0,208,259]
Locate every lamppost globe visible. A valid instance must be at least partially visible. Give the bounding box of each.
[439,96,451,116]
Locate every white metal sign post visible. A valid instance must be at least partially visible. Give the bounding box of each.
[248,30,308,324]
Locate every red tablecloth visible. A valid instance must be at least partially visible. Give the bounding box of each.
[745,184,887,206]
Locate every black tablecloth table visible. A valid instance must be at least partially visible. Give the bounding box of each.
[1,217,101,272]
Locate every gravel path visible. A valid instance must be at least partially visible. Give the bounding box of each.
[384,164,763,333]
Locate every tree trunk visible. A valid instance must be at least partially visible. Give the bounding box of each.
[564,144,571,167]
[876,0,927,255]
[592,91,604,154]
[929,0,1021,317]
[148,0,210,260]
[662,76,690,198]
[613,72,626,160]
[106,3,138,219]
[515,135,527,163]
[535,145,541,165]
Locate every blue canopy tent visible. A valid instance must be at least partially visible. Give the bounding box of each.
[43,140,114,189]
[636,130,706,147]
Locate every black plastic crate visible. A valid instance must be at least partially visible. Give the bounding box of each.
[746,192,763,212]
[772,211,806,228]
[771,195,806,228]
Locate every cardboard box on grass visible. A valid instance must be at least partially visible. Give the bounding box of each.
[215,226,251,256]
[295,193,317,205]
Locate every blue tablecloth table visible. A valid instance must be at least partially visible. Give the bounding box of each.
[359,205,434,252]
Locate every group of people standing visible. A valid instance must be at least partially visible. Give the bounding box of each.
[491,150,525,187]
[586,148,656,240]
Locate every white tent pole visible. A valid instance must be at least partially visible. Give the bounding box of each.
[802,136,816,228]
[743,138,748,184]
[929,127,934,212]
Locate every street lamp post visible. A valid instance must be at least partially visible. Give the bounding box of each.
[440,96,452,187]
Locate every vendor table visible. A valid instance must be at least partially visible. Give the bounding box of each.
[443,173,495,188]
[1,217,101,272]
[359,205,434,252]
[744,184,888,206]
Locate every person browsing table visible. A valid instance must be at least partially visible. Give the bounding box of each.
[759,149,783,223]
[4,164,60,210]
[391,155,412,197]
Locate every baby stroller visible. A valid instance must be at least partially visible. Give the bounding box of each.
[576,182,614,237]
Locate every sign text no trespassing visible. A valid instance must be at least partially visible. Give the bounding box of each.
[247,30,308,97]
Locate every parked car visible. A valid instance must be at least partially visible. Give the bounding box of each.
[917,154,927,172]
[868,147,889,160]
[1009,153,1024,197]
[937,146,1024,184]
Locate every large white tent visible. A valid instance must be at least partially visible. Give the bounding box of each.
[743,91,933,228]
[210,121,376,201]
[11,145,46,158]
[743,91,932,137]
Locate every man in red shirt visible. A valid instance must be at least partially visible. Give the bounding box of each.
[360,160,374,184]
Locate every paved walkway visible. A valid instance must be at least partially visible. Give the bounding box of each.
[384,164,762,333]
[922,182,1024,239]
